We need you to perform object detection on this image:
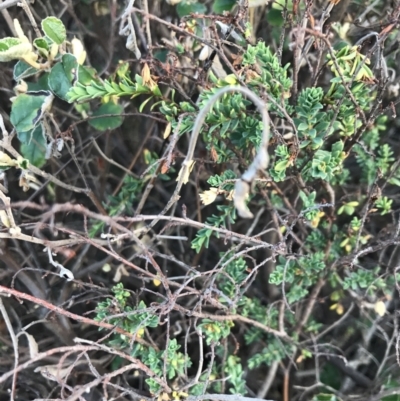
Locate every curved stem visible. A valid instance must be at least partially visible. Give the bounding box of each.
[181,85,270,218]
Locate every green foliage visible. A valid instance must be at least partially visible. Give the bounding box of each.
[191,227,213,253]
[109,176,143,215]
[271,144,291,182]
[0,37,23,54]
[63,36,400,400]
[41,16,66,44]
[217,253,248,299]
[48,53,79,100]
[2,16,125,168]
[9,91,51,167]
[191,204,236,253]
[95,283,192,394]
[88,103,124,131]
[354,116,396,186]
[224,356,246,394]
[95,283,247,395]
[2,6,400,400]
[382,378,400,401]
[327,44,374,83]
[307,141,345,181]
[0,36,33,62]
[299,191,319,220]
[198,89,262,162]
[200,319,234,345]
[89,175,143,236]
[338,201,359,216]
[17,124,46,168]
[343,267,387,295]
[294,87,332,150]
[320,363,342,392]
[13,60,38,80]
[94,284,159,333]
[137,340,192,394]
[10,92,53,133]
[67,72,162,103]
[242,41,292,107]
[248,340,288,369]
[176,0,207,17]
[269,253,325,303]
[213,0,236,13]
[375,196,393,215]
[241,297,280,343]
[207,169,237,191]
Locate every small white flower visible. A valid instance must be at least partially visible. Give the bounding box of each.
[71,37,87,65]
[374,300,386,317]
[199,187,219,205]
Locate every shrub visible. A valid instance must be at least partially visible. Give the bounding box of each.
[0,1,400,400]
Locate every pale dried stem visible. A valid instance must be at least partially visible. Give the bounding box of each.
[0,297,19,400]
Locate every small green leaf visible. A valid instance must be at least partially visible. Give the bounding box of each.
[154,49,168,62]
[13,60,38,80]
[176,0,206,17]
[0,37,32,62]
[176,43,185,54]
[78,65,97,85]
[297,122,309,131]
[41,17,66,45]
[266,7,284,26]
[331,140,344,155]
[224,74,238,85]
[312,137,323,149]
[34,38,49,50]
[48,54,78,100]
[33,37,49,57]
[274,159,288,172]
[151,85,162,97]
[10,92,53,133]
[18,124,46,167]
[0,37,20,51]
[27,73,50,92]
[139,96,153,113]
[212,0,236,13]
[89,103,124,131]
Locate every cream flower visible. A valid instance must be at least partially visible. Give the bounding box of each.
[199,188,219,205]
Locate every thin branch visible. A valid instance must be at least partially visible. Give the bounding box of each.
[0,285,151,345]
[146,86,270,226]
[187,395,276,401]
[0,298,19,401]
[257,360,279,399]
[0,0,20,11]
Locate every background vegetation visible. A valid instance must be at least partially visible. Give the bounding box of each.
[1,0,400,400]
